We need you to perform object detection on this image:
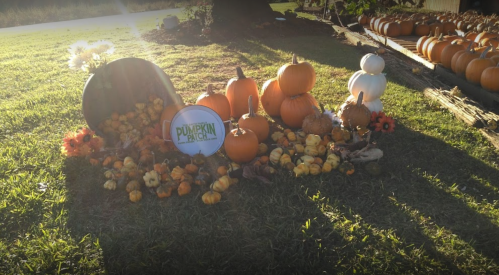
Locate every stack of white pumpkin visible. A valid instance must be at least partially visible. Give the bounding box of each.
[346,53,387,113]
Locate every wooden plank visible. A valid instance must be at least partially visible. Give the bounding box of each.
[435,65,499,109]
[423,88,499,127]
[363,27,436,70]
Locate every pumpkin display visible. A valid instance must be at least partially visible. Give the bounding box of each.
[280,93,319,128]
[238,95,270,143]
[260,78,285,117]
[347,70,387,102]
[277,53,316,96]
[465,46,494,84]
[196,84,231,121]
[224,125,259,163]
[302,105,333,137]
[421,28,440,58]
[338,91,371,129]
[225,67,259,119]
[481,63,499,92]
[360,53,385,75]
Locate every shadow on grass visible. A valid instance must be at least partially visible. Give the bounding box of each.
[304,124,499,274]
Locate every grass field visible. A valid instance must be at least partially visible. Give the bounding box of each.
[1,3,499,274]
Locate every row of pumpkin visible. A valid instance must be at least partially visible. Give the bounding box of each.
[361,9,499,38]
[416,27,499,92]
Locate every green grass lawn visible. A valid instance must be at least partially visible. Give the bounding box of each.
[1,4,499,274]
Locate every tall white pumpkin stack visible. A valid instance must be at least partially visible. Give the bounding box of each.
[347,53,387,113]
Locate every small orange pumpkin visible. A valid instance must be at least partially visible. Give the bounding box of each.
[224,125,259,163]
[177,181,191,196]
[238,95,270,143]
[196,84,231,121]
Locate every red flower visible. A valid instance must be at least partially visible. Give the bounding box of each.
[75,128,95,145]
[370,111,386,127]
[375,115,395,133]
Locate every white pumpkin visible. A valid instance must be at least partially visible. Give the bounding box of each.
[348,70,387,102]
[364,98,383,113]
[360,53,385,75]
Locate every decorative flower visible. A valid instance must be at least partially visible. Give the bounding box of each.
[375,115,395,133]
[68,40,89,55]
[68,54,86,71]
[370,111,386,128]
[89,40,115,55]
[75,128,95,144]
[61,131,79,157]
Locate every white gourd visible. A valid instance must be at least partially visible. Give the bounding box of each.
[360,53,385,75]
[348,70,387,102]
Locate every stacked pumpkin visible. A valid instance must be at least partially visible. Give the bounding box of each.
[261,53,319,128]
[342,53,386,122]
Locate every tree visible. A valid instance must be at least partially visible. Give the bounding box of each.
[211,0,279,29]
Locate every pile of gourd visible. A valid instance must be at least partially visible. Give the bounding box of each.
[92,52,383,204]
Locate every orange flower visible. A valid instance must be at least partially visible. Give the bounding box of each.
[375,115,395,133]
[370,111,386,128]
[62,131,79,157]
[75,128,95,145]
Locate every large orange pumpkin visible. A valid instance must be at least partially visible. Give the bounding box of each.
[399,19,414,36]
[454,46,480,78]
[440,40,465,69]
[465,47,494,84]
[417,31,433,54]
[451,43,474,74]
[238,95,270,143]
[427,33,452,63]
[196,84,231,121]
[414,22,430,36]
[277,54,316,96]
[280,93,319,128]
[224,125,259,163]
[226,67,259,119]
[481,63,499,92]
[260,78,285,117]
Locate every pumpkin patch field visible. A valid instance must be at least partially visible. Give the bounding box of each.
[2,9,499,274]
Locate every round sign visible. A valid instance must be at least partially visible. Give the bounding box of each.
[168,105,226,157]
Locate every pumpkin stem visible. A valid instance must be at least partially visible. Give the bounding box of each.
[236,67,246,79]
[480,46,492,58]
[292,53,298,64]
[247,95,256,117]
[206,84,214,95]
[356,91,364,107]
[235,124,243,136]
[312,105,322,118]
